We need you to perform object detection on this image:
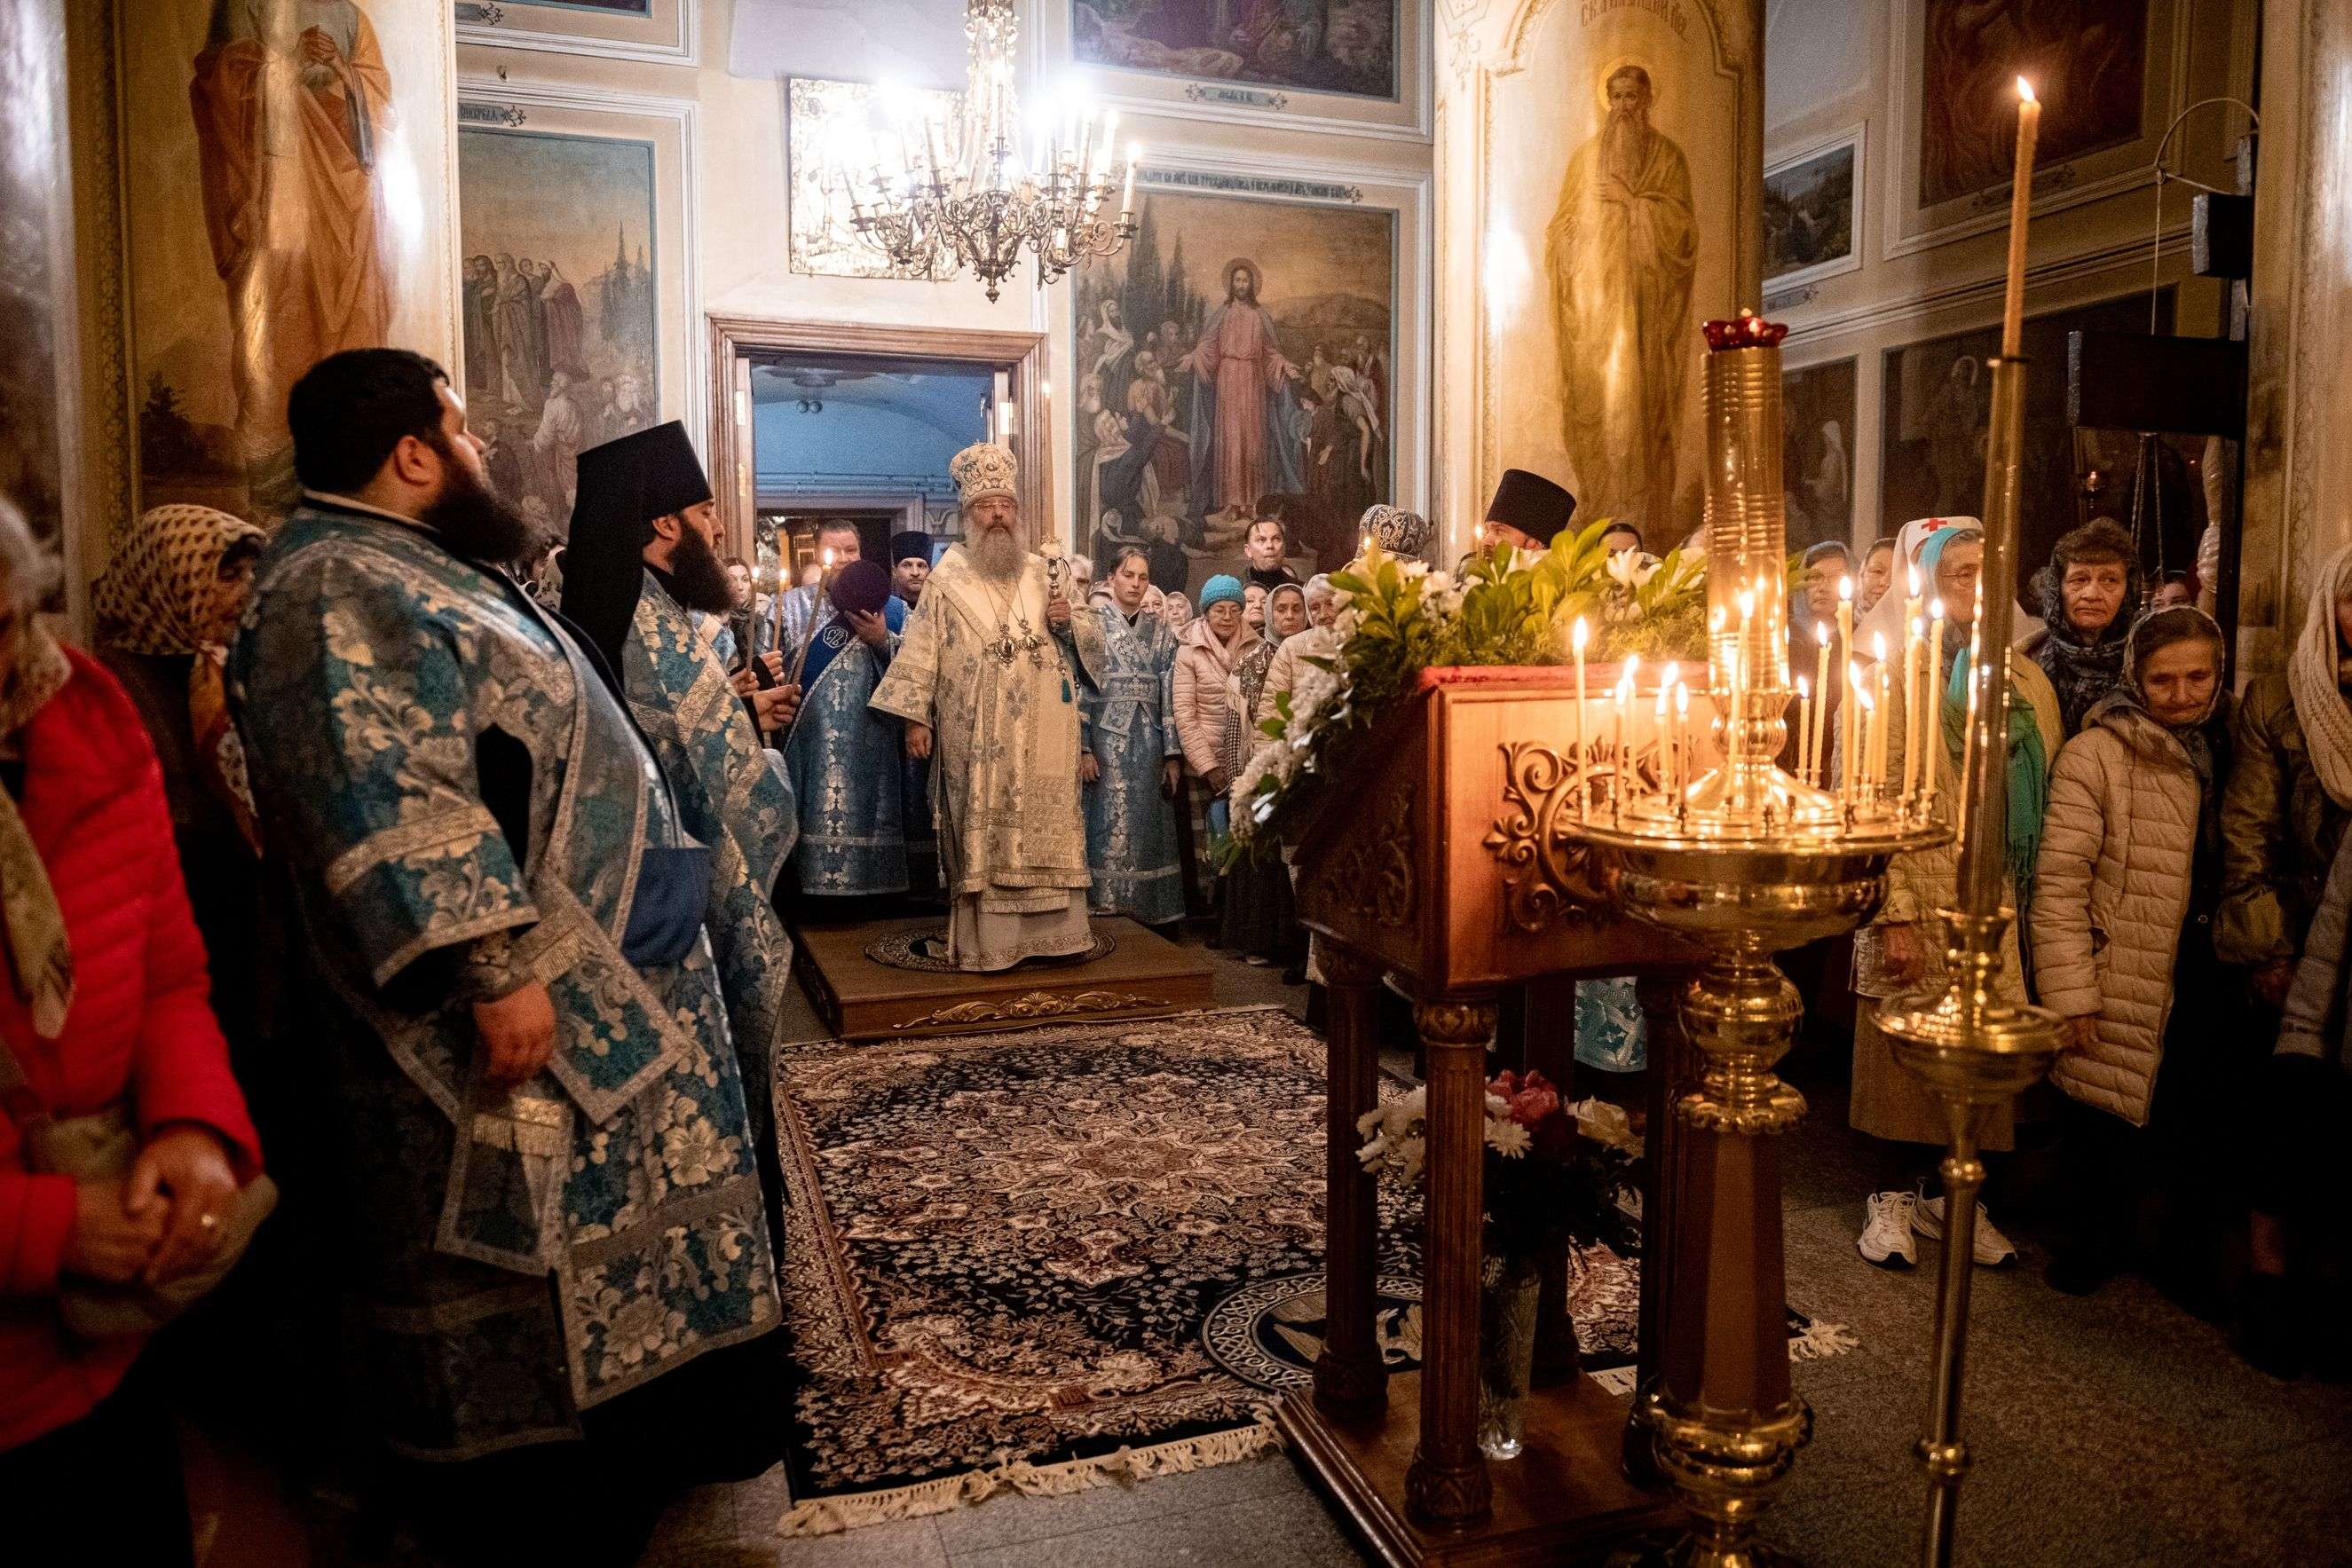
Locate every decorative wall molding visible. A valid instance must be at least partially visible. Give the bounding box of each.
[454,0,697,67]
[1135,168,1363,204]
[1783,222,2194,351]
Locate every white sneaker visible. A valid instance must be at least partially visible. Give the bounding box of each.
[1913,1195,2019,1267]
[1858,1191,1918,1268]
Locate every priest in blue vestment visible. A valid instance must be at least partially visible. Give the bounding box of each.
[561,422,802,1162]
[781,557,912,902]
[231,351,785,1554]
[1081,547,1186,925]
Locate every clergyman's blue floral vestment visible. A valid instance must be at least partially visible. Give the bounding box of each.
[621,571,798,1112]
[1080,603,1186,926]
[783,598,909,897]
[230,504,780,1460]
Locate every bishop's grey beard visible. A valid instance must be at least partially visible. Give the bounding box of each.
[969,524,1025,583]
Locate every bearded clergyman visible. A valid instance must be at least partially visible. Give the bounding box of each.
[229,351,784,1526]
[871,443,1107,970]
[559,422,800,1172]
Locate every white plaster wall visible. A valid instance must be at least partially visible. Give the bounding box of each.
[1759,0,2257,560]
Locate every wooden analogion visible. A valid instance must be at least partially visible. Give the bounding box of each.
[1282,666,1714,1565]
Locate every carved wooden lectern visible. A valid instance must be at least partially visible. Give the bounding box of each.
[1281,666,1707,1566]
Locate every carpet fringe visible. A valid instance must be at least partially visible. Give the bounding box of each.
[776,1416,1286,1537]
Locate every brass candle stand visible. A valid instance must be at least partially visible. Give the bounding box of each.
[1874,353,2067,1568]
[1562,316,1947,1566]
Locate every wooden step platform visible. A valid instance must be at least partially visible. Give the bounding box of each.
[792,916,1217,1041]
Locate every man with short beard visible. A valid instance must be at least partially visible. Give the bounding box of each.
[872,442,1107,969]
[562,422,802,1162]
[231,353,792,1551]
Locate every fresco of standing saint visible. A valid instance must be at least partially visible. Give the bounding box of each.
[1545,64,1698,541]
[190,0,398,508]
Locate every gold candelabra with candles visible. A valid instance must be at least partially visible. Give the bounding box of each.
[1551,312,1949,1568]
[1874,76,2068,1568]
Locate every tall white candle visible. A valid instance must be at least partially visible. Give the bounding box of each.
[1674,682,1691,806]
[1796,674,1813,783]
[1836,579,1856,803]
[1925,599,1947,810]
[1843,659,1863,806]
[1572,617,1590,809]
[1869,631,1891,792]
[1811,622,1832,785]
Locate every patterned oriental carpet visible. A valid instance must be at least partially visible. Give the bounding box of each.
[771,1006,1852,1536]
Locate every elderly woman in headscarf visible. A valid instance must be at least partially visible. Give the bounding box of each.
[91,506,267,863]
[1843,523,2064,1273]
[2032,606,2236,1301]
[2021,517,2143,737]
[0,496,263,1563]
[2222,542,2352,1374]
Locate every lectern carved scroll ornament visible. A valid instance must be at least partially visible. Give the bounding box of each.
[1482,741,1619,934]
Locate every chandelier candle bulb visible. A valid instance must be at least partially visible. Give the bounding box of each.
[1122,146,1138,217]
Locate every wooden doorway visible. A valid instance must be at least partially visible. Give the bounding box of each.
[706,317,1051,563]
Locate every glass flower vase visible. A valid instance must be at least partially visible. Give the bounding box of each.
[1477,1249,1542,1460]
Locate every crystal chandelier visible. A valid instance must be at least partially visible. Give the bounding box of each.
[830,0,1141,302]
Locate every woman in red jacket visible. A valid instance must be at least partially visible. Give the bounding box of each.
[0,497,262,1564]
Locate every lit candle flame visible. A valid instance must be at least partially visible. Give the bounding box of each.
[1674,682,1689,717]
[1909,566,1922,595]
[1838,575,1854,603]
[2017,75,2036,104]
[1572,617,1590,654]
[1872,630,1887,662]
[1931,598,1946,619]
[1815,620,1830,647]
[1797,674,1811,699]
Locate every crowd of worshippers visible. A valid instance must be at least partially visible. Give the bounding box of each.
[10,344,2352,1564]
[1750,512,2340,1388]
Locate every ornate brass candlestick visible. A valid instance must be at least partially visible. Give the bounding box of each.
[1566,316,1948,1567]
[1874,351,2067,1568]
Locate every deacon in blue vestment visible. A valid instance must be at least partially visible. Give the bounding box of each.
[561,422,801,1155]
[230,352,782,1494]
[782,558,911,899]
[1081,547,1187,925]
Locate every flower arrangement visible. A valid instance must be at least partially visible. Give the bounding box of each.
[1227,519,1712,855]
[1357,1070,1641,1263]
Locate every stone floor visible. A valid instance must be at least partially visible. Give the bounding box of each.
[628,938,2352,1568]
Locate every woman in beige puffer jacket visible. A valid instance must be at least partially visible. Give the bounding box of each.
[2029,606,2238,1296]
